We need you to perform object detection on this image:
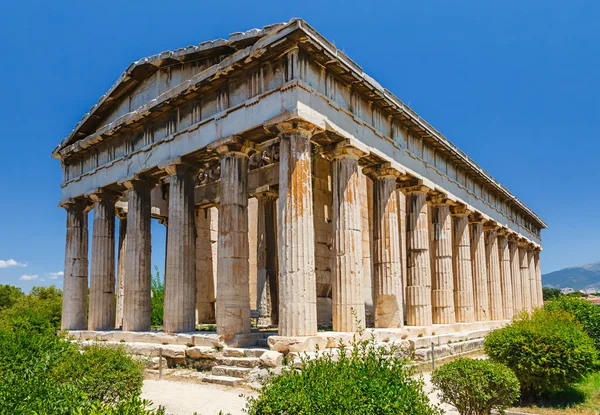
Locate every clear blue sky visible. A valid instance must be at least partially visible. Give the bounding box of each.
[1,0,598,292]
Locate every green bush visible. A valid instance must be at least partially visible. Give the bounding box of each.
[544,296,600,351]
[542,287,562,301]
[53,343,144,404]
[0,285,63,331]
[151,266,164,327]
[431,358,520,415]
[245,337,441,415]
[0,285,24,311]
[484,308,597,399]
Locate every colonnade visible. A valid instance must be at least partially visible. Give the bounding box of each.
[60,127,544,337]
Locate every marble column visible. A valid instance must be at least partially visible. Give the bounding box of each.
[163,163,197,333]
[115,212,127,329]
[484,223,503,321]
[518,240,532,311]
[508,236,522,314]
[497,230,514,319]
[397,189,407,322]
[122,179,153,332]
[403,184,432,327]
[195,206,216,324]
[214,139,253,337]
[255,191,278,326]
[450,205,475,323]
[527,247,538,308]
[429,197,455,324]
[534,249,543,307]
[60,199,90,331]
[332,145,365,332]
[469,215,489,321]
[366,164,403,328]
[88,191,117,331]
[277,122,318,337]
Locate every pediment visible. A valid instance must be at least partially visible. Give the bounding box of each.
[54,21,287,154]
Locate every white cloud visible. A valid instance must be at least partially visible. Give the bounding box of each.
[48,271,64,280]
[0,259,27,269]
[20,274,38,281]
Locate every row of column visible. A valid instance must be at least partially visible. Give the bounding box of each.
[61,128,543,337]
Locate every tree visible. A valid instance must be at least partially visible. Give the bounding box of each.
[0,285,24,311]
[542,287,562,301]
[150,266,164,327]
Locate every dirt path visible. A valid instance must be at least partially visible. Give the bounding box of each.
[142,379,257,415]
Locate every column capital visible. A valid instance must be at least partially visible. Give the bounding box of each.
[274,119,318,136]
[329,143,366,160]
[427,191,452,206]
[251,185,278,200]
[483,221,501,232]
[507,233,520,243]
[115,208,127,220]
[400,180,431,195]
[118,175,158,191]
[363,162,403,180]
[517,238,530,248]
[85,188,121,203]
[158,157,198,177]
[497,227,510,238]
[450,203,471,216]
[208,135,256,157]
[59,197,93,212]
[468,212,486,224]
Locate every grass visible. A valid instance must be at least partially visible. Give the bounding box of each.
[510,371,600,415]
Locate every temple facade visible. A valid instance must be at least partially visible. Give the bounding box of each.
[53,19,546,341]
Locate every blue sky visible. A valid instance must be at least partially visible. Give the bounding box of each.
[0,0,598,292]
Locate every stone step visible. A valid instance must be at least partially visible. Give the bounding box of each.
[212,365,252,379]
[203,374,244,387]
[217,356,261,368]
[222,348,267,358]
[257,338,269,348]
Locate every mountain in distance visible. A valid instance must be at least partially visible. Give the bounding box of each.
[543,261,600,291]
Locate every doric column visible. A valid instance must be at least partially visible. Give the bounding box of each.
[518,240,532,311]
[60,199,90,331]
[527,246,538,308]
[403,183,432,327]
[255,189,278,326]
[508,235,522,314]
[429,195,455,324]
[277,121,318,337]
[88,191,118,331]
[122,178,153,332]
[331,144,366,332]
[163,162,197,333]
[484,222,503,321]
[115,211,127,329]
[397,189,407,321]
[469,215,489,321]
[534,248,543,307]
[195,206,216,324]
[365,164,403,328]
[212,138,254,337]
[497,229,514,319]
[450,205,475,323]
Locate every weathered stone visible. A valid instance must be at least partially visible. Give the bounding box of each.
[509,237,523,314]
[498,231,514,319]
[484,223,503,321]
[259,350,284,367]
[518,241,532,311]
[267,335,328,353]
[470,217,489,321]
[195,206,216,324]
[450,206,475,322]
[186,346,221,360]
[115,214,127,329]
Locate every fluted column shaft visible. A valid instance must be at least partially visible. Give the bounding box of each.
[216,148,251,337]
[195,207,216,324]
[61,200,89,330]
[470,219,489,321]
[332,148,365,332]
[430,201,455,324]
[123,180,153,332]
[527,248,538,308]
[115,215,127,329]
[256,194,278,326]
[518,243,532,311]
[534,250,543,307]
[497,233,514,319]
[404,186,432,326]
[451,209,475,322]
[164,164,197,333]
[88,194,117,331]
[370,168,403,328]
[485,225,503,320]
[277,125,317,337]
[508,239,522,314]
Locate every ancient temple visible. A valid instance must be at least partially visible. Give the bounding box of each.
[53,19,545,342]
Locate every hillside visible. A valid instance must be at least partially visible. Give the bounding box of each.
[543,261,600,291]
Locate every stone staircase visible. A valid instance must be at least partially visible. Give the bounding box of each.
[203,347,267,386]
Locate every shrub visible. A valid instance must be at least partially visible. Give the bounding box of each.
[544,296,600,351]
[542,287,562,301]
[151,266,164,327]
[53,343,144,404]
[0,285,63,331]
[245,337,441,415]
[431,358,519,415]
[484,308,597,399]
[0,285,24,311]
